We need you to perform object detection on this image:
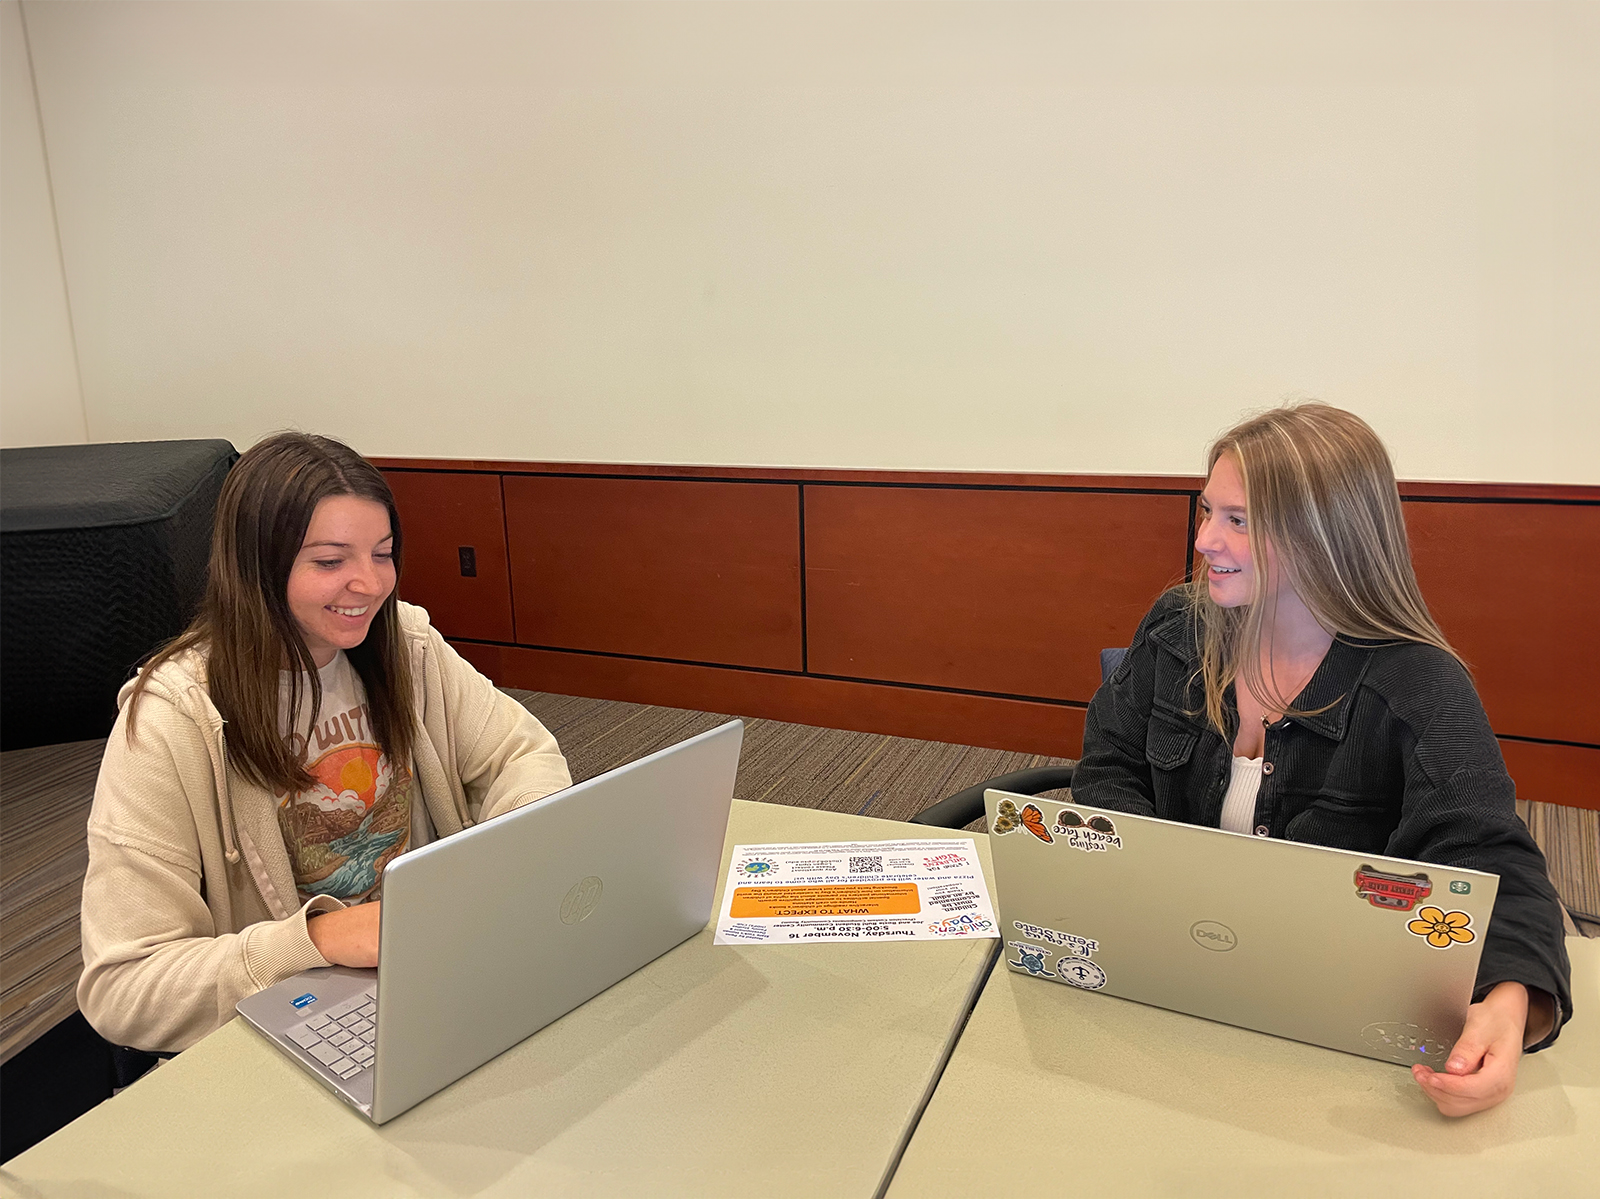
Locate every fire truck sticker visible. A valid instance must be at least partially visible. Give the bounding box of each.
[1353,866,1432,912]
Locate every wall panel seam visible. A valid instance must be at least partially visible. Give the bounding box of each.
[388,467,1202,496]
[498,473,517,645]
[1185,492,1198,579]
[1496,734,1600,751]
[801,480,1199,496]
[1403,497,1600,508]
[448,637,1095,710]
[798,483,808,673]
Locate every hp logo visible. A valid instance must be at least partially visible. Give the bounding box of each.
[560,876,604,924]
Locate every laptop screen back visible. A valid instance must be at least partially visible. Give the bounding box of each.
[983,790,1497,1068]
[371,720,742,1121]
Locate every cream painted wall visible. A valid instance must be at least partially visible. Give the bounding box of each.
[19,0,1600,482]
[1,0,86,447]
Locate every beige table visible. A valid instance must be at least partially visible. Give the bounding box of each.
[890,935,1600,1198]
[1,800,999,1199]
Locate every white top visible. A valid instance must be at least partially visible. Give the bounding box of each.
[1219,755,1264,834]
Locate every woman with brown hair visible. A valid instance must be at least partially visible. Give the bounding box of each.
[78,433,571,1053]
[1073,402,1571,1118]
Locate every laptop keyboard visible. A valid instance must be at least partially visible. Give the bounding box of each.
[284,988,378,1081]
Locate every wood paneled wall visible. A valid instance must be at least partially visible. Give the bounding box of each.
[803,487,1191,702]
[503,476,803,671]
[375,458,1599,812]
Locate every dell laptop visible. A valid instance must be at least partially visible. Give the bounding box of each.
[238,719,743,1123]
[983,790,1498,1069]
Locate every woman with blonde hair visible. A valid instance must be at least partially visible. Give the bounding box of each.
[1074,402,1570,1118]
[78,433,572,1054]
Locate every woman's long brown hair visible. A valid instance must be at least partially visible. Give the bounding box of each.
[128,433,415,794]
[1186,403,1461,736]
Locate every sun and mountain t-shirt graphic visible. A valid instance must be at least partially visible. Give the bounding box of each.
[277,653,412,904]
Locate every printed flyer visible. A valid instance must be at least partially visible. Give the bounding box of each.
[713,839,1000,945]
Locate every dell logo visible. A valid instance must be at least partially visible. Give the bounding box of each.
[560,876,604,925]
[1190,920,1237,951]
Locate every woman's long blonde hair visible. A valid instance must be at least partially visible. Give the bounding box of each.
[1187,402,1460,735]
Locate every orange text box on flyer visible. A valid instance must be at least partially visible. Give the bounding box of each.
[729,883,921,919]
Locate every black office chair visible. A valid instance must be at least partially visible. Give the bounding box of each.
[909,647,1127,829]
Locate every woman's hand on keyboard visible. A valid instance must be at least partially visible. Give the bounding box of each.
[307,901,381,968]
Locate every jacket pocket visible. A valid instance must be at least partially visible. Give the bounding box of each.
[1283,796,1393,852]
[1145,718,1198,772]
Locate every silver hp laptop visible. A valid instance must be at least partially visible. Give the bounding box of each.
[238,719,743,1123]
[984,790,1498,1068]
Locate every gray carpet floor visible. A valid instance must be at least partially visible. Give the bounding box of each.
[508,689,1600,936]
[0,738,102,1063]
[506,690,1074,824]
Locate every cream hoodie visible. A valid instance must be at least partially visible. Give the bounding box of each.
[77,603,571,1052]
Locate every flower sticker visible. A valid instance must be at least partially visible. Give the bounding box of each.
[1407,906,1475,949]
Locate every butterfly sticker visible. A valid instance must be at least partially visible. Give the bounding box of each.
[1019,804,1053,842]
[993,797,1053,843]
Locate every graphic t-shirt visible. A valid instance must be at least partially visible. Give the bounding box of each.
[276,653,419,904]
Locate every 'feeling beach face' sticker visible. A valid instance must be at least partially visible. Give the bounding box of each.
[1406,906,1476,949]
[1053,809,1123,853]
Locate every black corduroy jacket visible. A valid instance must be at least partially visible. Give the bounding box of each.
[1073,590,1572,1049]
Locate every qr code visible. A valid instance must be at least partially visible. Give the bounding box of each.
[848,856,883,874]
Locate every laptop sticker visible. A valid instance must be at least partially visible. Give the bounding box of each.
[1052,809,1123,853]
[1008,942,1055,977]
[1352,866,1432,911]
[1361,1021,1450,1067]
[1406,907,1476,949]
[1449,880,1472,895]
[1018,805,1052,842]
[993,799,1052,843]
[1053,956,1107,990]
[1012,920,1099,958]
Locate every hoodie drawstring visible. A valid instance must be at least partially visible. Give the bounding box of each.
[189,683,243,866]
[211,710,242,864]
